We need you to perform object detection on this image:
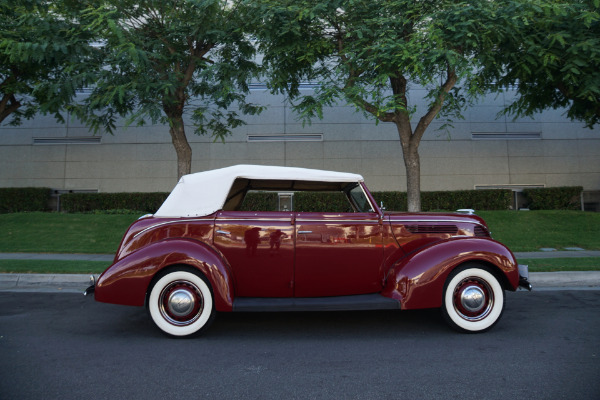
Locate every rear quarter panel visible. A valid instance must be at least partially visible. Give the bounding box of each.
[114,216,214,261]
[95,216,235,311]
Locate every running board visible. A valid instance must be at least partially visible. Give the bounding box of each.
[233,294,401,312]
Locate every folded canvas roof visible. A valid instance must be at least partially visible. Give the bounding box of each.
[154,164,364,217]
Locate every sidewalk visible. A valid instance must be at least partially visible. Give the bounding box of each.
[1,251,600,293]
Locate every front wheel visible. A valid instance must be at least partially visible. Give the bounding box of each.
[441,264,505,333]
[148,268,215,337]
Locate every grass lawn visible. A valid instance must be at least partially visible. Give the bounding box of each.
[0,258,597,274]
[478,210,600,252]
[0,260,109,274]
[516,257,600,272]
[2,210,598,254]
[0,210,599,273]
[0,212,138,253]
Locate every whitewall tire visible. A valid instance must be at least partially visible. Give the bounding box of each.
[148,269,215,337]
[442,265,505,333]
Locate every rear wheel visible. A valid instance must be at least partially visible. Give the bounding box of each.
[442,264,505,333]
[148,268,215,337]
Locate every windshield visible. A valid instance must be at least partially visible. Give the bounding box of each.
[347,184,373,213]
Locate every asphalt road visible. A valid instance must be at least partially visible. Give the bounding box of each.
[1,290,599,400]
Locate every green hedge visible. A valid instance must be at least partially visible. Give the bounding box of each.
[239,192,278,211]
[47,186,583,213]
[239,192,354,212]
[239,189,512,212]
[0,187,52,213]
[373,189,513,211]
[523,187,583,210]
[294,192,354,212]
[60,192,169,213]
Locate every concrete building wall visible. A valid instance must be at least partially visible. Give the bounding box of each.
[1,87,599,195]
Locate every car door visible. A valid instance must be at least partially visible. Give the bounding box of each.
[213,211,294,297]
[294,211,384,297]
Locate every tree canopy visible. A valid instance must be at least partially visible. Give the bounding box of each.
[486,0,600,128]
[1,0,598,196]
[73,0,264,179]
[251,0,511,211]
[0,0,96,125]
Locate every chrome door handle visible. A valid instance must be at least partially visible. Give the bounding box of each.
[298,231,312,234]
[216,230,230,235]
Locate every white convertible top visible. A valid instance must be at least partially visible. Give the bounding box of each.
[154,164,364,217]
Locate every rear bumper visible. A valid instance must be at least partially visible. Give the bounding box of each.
[518,264,532,291]
[83,275,97,297]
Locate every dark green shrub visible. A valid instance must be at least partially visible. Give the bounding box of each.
[239,192,278,211]
[60,192,169,213]
[373,190,511,211]
[59,186,579,214]
[239,191,353,212]
[523,187,583,210]
[294,192,353,212]
[421,189,512,211]
[236,189,511,212]
[371,191,407,211]
[0,187,52,213]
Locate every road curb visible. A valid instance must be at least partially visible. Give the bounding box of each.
[528,271,600,288]
[1,271,599,293]
[0,273,91,293]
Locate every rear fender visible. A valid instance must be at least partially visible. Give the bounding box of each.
[381,237,519,310]
[95,238,234,311]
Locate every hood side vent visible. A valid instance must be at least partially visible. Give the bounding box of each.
[474,225,490,237]
[405,225,458,235]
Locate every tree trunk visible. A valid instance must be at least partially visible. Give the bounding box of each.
[396,122,421,212]
[0,94,21,124]
[403,142,421,213]
[390,70,457,212]
[168,115,192,181]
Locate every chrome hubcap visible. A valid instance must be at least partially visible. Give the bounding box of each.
[159,280,204,326]
[167,289,196,317]
[453,278,493,321]
[460,286,485,313]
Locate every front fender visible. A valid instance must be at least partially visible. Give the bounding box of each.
[95,238,235,312]
[381,237,519,310]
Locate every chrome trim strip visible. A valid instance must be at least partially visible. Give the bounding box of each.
[133,218,213,238]
[357,182,378,214]
[295,219,381,224]
[388,218,487,227]
[216,218,293,222]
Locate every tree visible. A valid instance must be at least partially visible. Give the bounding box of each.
[483,0,600,128]
[251,0,510,211]
[0,0,96,125]
[77,0,263,179]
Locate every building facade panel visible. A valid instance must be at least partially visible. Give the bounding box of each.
[0,88,598,200]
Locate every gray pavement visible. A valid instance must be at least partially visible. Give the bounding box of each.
[1,250,599,292]
[2,290,599,399]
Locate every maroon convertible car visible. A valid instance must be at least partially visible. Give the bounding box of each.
[85,165,531,336]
